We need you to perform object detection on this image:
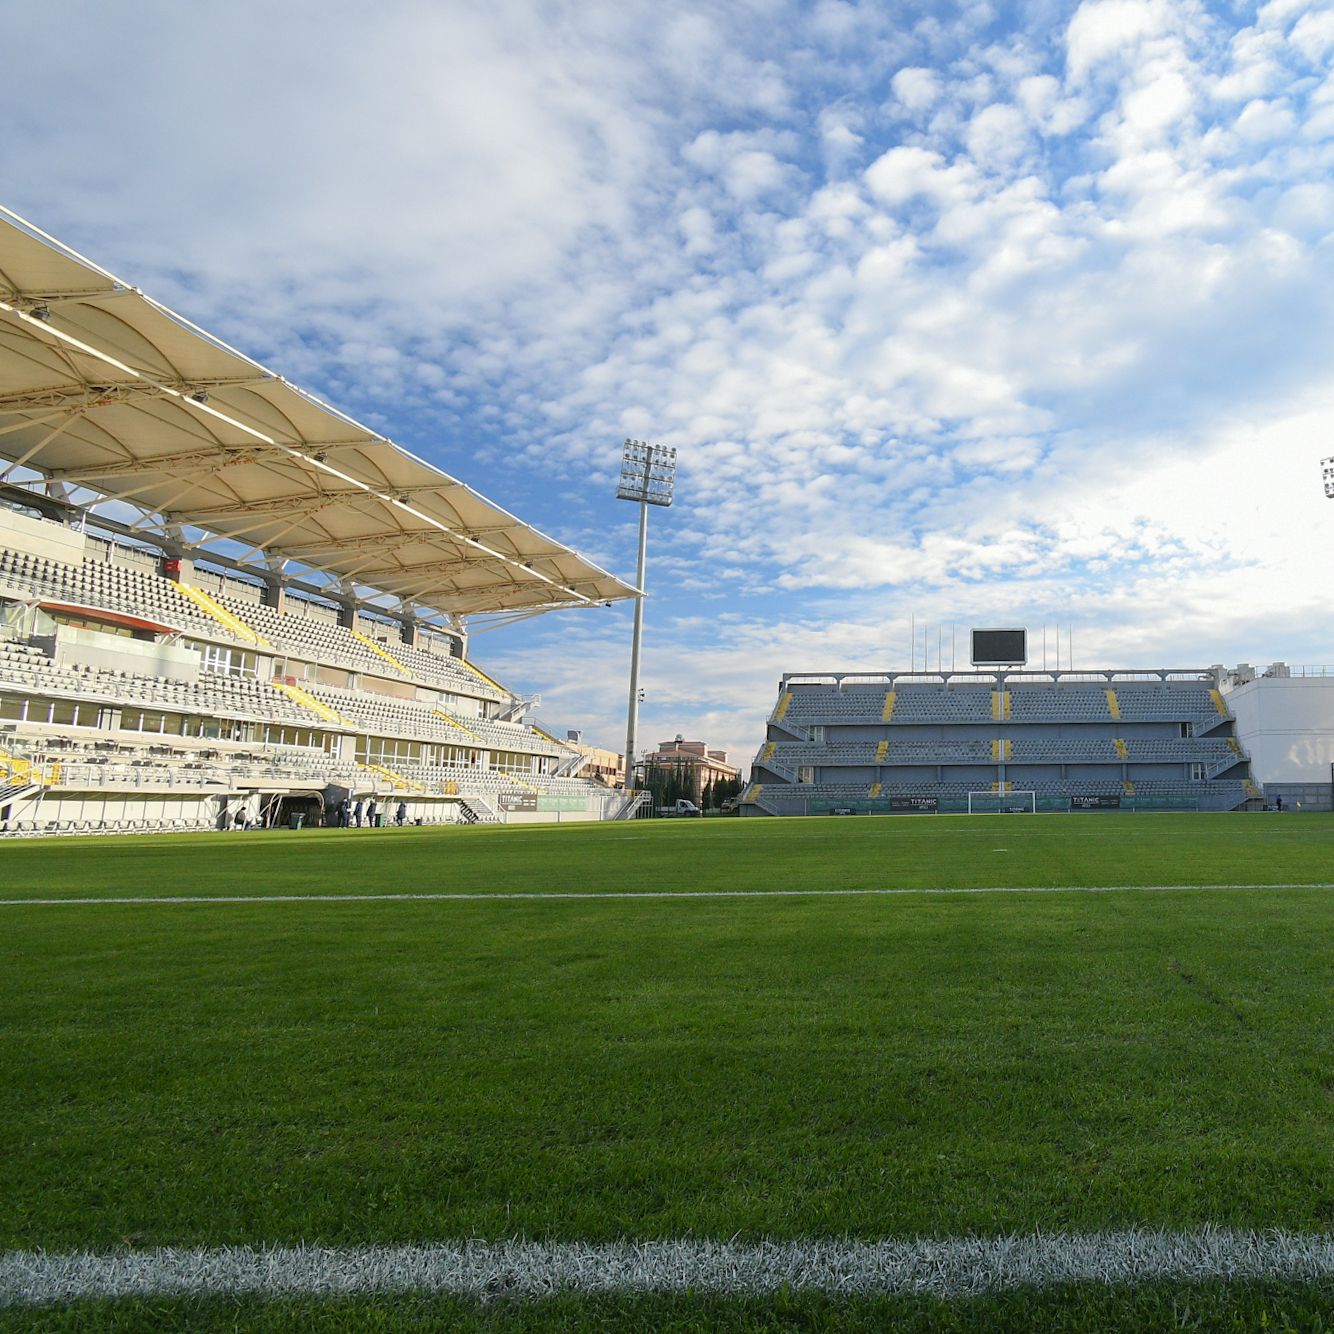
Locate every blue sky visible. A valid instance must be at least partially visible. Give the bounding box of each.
[4,0,1334,768]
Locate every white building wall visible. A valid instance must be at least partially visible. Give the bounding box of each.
[1222,675,1334,786]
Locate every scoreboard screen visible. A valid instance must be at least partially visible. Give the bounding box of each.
[971,628,1027,666]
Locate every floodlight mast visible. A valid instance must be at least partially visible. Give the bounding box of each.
[617,439,676,790]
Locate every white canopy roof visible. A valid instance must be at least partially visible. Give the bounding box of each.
[0,206,636,616]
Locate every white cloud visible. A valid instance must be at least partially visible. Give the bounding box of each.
[1235,97,1299,141]
[965,103,1030,167]
[891,66,941,111]
[864,145,976,208]
[1288,8,1334,61]
[1065,0,1173,81]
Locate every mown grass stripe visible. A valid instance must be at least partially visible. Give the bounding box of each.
[4,1231,1332,1307]
[2,882,1333,907]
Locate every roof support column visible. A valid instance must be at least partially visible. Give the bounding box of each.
[448,613,468,660]
[158,524,195,583]
[159,550,194,583]
[260,575,286,614]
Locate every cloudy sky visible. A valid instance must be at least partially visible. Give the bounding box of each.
[4,0,1334,768]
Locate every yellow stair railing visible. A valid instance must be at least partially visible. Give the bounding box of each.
[1113,738,1128,759]
[874,739,888,762]
[1123,778,1136,796]
[432,709,483,741]
[358,761,428,793]
[349,627,414,677]
[271,680,354,726]
[1105,689,1121,720]
[881,691,897,722]
[1210,688,1229,716]
[0,748,57,788]
[175,582,270,646]
[761,741,776,761]
[0,749,35,786]
[868,782,881,798]
[457,658,509,694]
[773,692,793,722]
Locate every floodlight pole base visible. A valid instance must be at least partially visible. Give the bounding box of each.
[624,500,648,789]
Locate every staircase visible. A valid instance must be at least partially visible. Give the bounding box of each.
[174,582,271,646]
[613,790,652,820]
[496,694,539,723]
[0,780,38,808]
[271,680,354,725]
[358,761,427,793]
[768,693,811,742]
[349,627,414,677]
[553,749,590,778]
[458,797,501,825]
[758,754,800,783]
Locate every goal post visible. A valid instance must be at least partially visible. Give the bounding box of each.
[967,790,1036,814]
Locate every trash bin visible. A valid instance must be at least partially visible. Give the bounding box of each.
[289,813,305,830]
[374,814,384,828]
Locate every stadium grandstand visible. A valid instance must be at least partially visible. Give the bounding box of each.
[0,206,645,835]
[742,629,1261,816]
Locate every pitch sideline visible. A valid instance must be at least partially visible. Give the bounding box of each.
[3,1231,1333,1306]
[1,882,1332,907]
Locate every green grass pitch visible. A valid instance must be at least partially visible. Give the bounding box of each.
[1,814,1331,1330]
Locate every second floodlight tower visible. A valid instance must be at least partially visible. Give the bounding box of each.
[617,438,676,789]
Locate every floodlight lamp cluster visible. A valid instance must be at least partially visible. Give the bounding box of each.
[617,438,676,507]
[1321,456,1334,499]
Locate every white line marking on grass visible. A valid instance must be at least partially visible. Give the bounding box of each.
[3,1231,1332,1306]
[1,883,1333,907]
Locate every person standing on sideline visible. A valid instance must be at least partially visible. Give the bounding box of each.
[352,798,364,828]
[1276,794,1284,812]
[367,797,378,828]
[396,800,407,826]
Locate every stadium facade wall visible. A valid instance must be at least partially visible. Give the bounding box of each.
[0,504,86,566]
[1220,665,1334,810]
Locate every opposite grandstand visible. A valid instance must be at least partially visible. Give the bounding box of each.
[0,208,640,835]
[744,634,1260,816]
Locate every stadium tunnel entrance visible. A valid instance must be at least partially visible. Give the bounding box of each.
[269,791,326,830]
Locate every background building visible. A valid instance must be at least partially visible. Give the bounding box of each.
[563,732,625,788]
[637,737,741,805]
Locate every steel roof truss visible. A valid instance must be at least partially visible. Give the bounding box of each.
[0,411,86,482]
